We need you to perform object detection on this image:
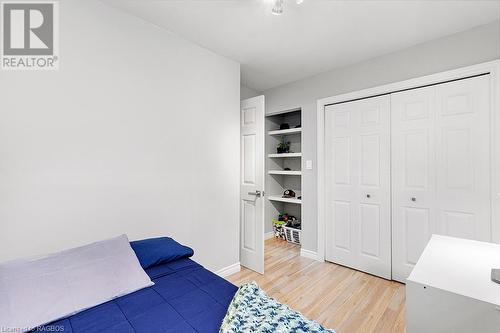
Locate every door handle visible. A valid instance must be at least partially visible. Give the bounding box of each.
[248,190,263,197]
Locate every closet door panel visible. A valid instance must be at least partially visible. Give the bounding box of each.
[333,201,351,250]
[435,75,491,241]
[360,203,381,257]
[326,103,358,266]
[360,134,381,186]
[358,98,391,278]
[333,137,351,185]
[325,96,391,279]
[404,207,431,265]
[391,86,436,282]
[392,75,491,282]
[403,130,429,188]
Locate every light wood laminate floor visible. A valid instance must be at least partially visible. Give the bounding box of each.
[227,238,406,333]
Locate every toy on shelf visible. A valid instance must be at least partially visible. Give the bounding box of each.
[272,213,301,240]
[272,219,286,239]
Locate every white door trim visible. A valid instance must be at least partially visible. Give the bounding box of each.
[317,59,500,263]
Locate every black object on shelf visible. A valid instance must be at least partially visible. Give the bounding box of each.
[279,123,290,130]
[277,147,290,154]
[287,219,301,229]
[282,189,296,198]
[295,124,301,128]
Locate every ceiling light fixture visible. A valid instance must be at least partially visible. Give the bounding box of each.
[272,0,304,15]
[272,0,284,15]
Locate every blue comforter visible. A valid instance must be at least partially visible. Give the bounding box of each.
[37,258,238,333]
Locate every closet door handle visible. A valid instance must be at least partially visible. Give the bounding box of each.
[248,190,262,197]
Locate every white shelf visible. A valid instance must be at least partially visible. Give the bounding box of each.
[265,107,301,117]
[268,170,302,176]
[268,128,302,136]
[268,153,302,158]
[268,196,302,204]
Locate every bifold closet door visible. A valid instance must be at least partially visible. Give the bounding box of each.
[391,75,491,282]
[325,95,391,279]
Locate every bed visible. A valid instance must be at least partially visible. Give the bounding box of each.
[1,235,332,333]
[36,257,238,333]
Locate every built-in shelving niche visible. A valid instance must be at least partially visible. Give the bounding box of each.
[265,108,302,245]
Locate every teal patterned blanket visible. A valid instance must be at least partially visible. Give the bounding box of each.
[220,282,335,333]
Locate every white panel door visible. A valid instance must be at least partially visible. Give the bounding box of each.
[240,95,265,274]
[391,75,491,282]
[325,95,391,279]
[435,76,491,241]
[391,86,437,282]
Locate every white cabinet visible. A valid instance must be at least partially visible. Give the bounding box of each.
[407,235,500,333]
[324,74,493,281]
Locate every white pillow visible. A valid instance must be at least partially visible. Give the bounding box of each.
[0,234,153,332]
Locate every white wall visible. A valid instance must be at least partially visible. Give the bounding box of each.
[262,20,500,253]
[240,84,260,100]
[0,0,240,272]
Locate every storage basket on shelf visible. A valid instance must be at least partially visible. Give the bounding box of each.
[284,226,301,245]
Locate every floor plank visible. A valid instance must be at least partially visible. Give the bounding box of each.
[227,237,406,333]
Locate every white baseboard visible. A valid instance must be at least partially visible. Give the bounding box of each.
[265,231,275,240]
[300,248,323,262]
[215,262,241,277]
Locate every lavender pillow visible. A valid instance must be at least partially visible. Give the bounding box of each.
[0,234,153,332]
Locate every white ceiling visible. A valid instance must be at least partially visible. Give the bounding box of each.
[103,0,500,91]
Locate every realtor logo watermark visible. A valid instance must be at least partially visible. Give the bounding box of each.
[1,1,59,70]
